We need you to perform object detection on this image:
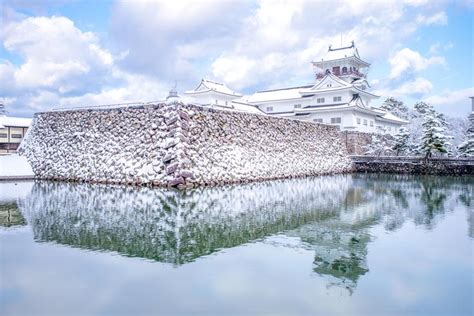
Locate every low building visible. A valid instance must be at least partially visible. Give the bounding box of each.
[184,78,264,114]
[0,115,32,154]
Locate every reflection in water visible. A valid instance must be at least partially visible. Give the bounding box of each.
[0,202,26,227]
[15,174,474,294]
[18,176,351,264]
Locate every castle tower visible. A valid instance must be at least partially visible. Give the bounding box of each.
[311,41,370,83]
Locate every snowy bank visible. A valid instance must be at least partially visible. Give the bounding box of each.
[0,154,34,179]
[19,102,352,187]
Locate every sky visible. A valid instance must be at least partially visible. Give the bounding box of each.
[1,0,473,118]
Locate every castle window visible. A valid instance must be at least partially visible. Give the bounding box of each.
[294,104,301,109]
[317,98,325,103]
[11,134,22,138]
[331,117,341,124]
[0,133,8,138]
[332,66,340,75]
[342,67,348,74]
[363,119,367,126]
[370,121,374,127]
[357,118,361,124]
[266,106,273,112]
[313,118,323,123]
[333,96,341,102]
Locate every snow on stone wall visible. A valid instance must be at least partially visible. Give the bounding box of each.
[19,102,352,187]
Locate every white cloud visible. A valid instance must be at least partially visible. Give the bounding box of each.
[0,1,465,117]
[416,11,448,25]
[110,0,434,92]
[394,77,433,96]
[389,48,445,79]
[0,14,168,115]
[428,41,453,54]
[425,87,474,117]
[109,0,253,86]
[56,70,169,109]
[373,77,434,101]
[207,0,454,91]
[403,0,430,7]
[425,87,474,105]
[1,16,115,93]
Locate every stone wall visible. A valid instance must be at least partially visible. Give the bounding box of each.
[20,102,352,187]
[341,131,373,155]
[351,156,474,175]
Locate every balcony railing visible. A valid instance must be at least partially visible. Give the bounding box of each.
[316,70,365,79]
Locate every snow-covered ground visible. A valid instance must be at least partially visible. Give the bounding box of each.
[0,154,34,178]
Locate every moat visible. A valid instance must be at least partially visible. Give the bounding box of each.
[1,174,473,315]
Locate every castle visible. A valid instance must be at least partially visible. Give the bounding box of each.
[184,42,408,134]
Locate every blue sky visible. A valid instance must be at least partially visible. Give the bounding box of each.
[1,0,473,117]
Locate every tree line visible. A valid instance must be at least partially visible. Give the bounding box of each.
[364,97,474,158]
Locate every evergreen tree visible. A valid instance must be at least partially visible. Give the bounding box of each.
[380,97,409,120]
[0,103,6,115]
[446,116,469,156]
[418,110,451,159]
[364,127,393,156]
[458,112,474,157]
[412,101,434,118]
[392,127,410,156]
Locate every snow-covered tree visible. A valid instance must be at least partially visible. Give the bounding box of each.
[364,127,393,156]
[445,116,469,156]
[458,112,474,157]
[412,101,434,118]
[418,110,451,159]
[0,103,6,115]
[380,97,409,120]
[405,102,435,154]
[392,127,410,156]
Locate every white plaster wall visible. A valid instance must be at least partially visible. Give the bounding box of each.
[187,92,236,107]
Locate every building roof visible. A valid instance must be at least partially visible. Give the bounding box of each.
[324,42,360,60]
[374,111,409,124]
[231,101,266,114]
[0,115,32,128]
[185,78,242,98]
[312,41,370,68]
[245,85,313,103]
[300,73,352,95]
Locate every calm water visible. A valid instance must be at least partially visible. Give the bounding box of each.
[0,174,473,316]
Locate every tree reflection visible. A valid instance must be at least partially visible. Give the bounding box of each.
[16,174,473,294]
[18,176,351,265]
[0,202,26,227]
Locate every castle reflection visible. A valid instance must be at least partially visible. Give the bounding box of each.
[14,174,473,293]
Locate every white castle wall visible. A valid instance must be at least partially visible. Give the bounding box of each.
[19,102,352,187]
